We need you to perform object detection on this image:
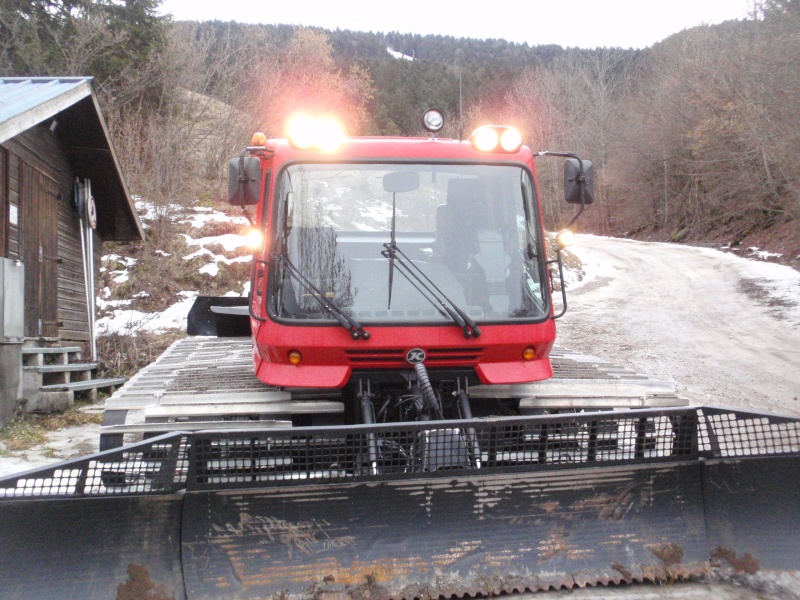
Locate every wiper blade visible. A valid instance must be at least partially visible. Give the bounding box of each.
[382,242,482,339]
[276,254,370,340]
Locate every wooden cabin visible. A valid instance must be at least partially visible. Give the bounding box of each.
[0,77,143,424]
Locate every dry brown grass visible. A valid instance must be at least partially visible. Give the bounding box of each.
[97,329,186,380]
[0,408,101,453]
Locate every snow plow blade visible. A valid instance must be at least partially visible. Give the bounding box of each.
[2,406,800,599]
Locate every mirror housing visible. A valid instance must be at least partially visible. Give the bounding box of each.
[228,156,261,206]
[383,171,420,194]
[564,159,594,205]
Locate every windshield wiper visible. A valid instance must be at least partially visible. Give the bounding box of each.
[275,254,370,340]
[382,242,482,339]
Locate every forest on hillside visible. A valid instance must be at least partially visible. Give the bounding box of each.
[2,0,799,264]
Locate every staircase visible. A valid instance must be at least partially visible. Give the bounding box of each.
[21,344,126,413]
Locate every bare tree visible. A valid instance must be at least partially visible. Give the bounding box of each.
[506,50,632,232]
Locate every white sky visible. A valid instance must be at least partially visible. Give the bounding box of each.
[158,0,753,49]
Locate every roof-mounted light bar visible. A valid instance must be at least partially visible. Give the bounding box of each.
[286,114,345,151]
[469,125,523,153]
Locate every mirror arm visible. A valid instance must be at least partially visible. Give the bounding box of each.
[241,207,254,226]
[236,147,249,204]
[547,253,569,319]
[564,204,585,230]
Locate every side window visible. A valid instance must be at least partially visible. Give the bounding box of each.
[519,172,540,253]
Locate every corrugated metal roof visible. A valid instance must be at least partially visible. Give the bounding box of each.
[0,77,93,145]
[0,76,144,241]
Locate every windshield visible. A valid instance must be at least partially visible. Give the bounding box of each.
[269,163,549,326]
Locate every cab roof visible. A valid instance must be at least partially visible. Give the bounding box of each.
[264,136,535,163]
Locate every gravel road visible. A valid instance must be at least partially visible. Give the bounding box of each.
[557,235,800,416]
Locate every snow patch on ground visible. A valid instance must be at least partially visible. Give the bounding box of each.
[178,207,249,229]
[96,204,251,333]
[747,246,782,260]
[182,232,252,252]
[96,291,199,335]
[135,200,184,226]
[562,243,617,291]
[387,47,413,61]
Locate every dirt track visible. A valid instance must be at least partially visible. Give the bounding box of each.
[557,235,800,415]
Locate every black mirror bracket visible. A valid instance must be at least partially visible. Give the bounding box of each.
[548,252,569,319]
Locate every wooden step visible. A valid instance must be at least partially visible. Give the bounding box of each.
[40,377,126,393]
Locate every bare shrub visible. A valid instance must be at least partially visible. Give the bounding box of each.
[97,330,185,380]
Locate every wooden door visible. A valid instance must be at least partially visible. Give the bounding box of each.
[20,162,60,338]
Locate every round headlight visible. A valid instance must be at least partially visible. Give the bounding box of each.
[422,109,444,133]
[500,127,522,152]
[473,127,499,152]
[243,228,264,250]
[317,119,345,152]
[287,115,314,149]
[556,229,575,250]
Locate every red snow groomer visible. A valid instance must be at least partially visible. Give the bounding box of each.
[218,109,591,425]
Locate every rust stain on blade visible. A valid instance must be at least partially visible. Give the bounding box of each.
[538,525,569,562]
[649,542,684,566]
[214,513,356,557]
[117,564,175,600]
[711,546,761,575]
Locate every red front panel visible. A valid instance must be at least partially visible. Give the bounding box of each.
[253,319,555,388]
[248,136,558,389]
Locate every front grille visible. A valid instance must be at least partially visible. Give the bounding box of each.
[346,347,484,366]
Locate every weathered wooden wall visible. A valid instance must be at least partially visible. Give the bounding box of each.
[2,125,102,344]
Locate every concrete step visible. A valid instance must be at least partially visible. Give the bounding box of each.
[23,362,99,374]
[21,346,83,355]
[21,345,83,367]
[41,377,126,393]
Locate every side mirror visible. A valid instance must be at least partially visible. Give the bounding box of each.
[228,156,261,206]
[564,159,594,205]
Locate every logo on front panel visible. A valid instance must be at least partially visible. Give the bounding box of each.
[405,348,426,364]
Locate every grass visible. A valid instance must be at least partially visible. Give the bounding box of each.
[97,329,186,380]
[0,407,101,454]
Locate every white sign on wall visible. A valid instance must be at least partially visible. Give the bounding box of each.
[9,204,18,226]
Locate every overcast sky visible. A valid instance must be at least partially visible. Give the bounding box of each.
[158,0,753,49]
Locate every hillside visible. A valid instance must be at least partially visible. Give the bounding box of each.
[130,14,800,268]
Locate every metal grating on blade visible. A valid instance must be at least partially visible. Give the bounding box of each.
[186,408,700,489]
[3,406,800,498]
[699,406,800,456]
[0,433,189,498]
